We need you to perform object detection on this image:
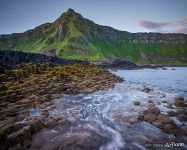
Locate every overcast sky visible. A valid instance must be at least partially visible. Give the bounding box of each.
[0,0,187,34]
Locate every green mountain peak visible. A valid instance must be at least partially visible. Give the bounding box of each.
[0,9,187,64]
[67,8,76,13]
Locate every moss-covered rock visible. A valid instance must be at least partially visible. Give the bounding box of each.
[0,62,123,149]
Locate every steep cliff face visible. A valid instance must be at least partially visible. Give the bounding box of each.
[0,8,187,64]
[90,25,187,44]
[132,33,186,44]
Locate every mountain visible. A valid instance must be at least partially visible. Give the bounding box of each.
[0,8,187,64]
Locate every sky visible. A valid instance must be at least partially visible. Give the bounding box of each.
[0,0,187,34]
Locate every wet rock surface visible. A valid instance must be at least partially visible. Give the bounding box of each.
[139,97,187,137]
[0,62,122,149]
[1,61,187,149]
[113,114,139,128]
[30,127,107,150]
[28,92,187,149]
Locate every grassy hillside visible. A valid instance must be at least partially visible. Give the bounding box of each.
[0,8,187,64]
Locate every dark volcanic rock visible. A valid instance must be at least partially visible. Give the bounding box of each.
[0,50,85,73]
[0,50,138,72]
[133,101,140,106]
[30,128,107,150]
[147,106,160,115]
[95,59,138,69]
[174,99,185,107]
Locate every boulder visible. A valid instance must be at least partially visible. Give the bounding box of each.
[57,118,69,126]
[178,114,187,121]
[29,119,44,134]
[168,110,178,116]
[175,96,184,101]
[174,100,185,107]
[157,114,172,124]
[144,114,157,122]
[113,114,138,126]
[181,126,187,135]
[142,87,152,93]
[147,107,160,115]
[56,130,107,150]
[44,118,58,128]
[163,124,175,133]
[133,101,140,106]
[7,125,31,146]
[152,120,164,129]
[148,100,154,103]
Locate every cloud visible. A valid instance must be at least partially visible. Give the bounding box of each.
[173,27,187,34]
[138,17,187,34]
[138,20,170,29]
[177,17,187,26]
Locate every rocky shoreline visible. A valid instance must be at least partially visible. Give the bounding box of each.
[0,59,123,149]
[0,50,187,149]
